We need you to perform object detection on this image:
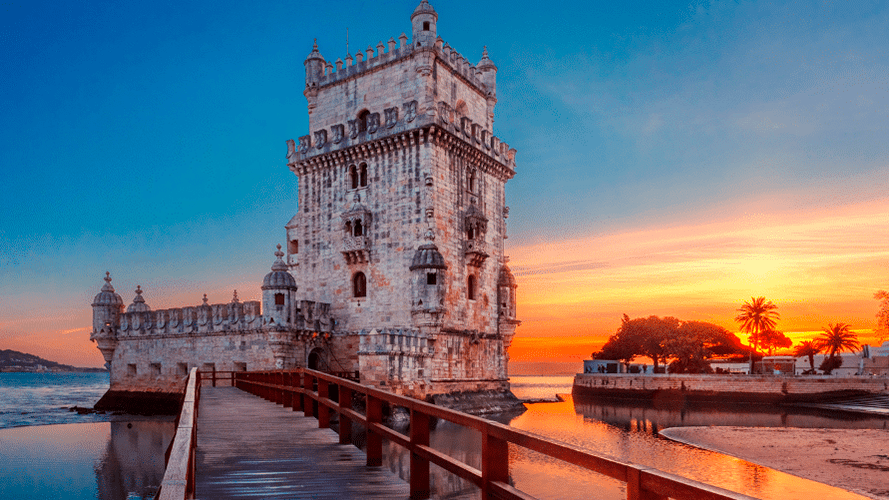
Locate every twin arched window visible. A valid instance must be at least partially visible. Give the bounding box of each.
[349,163,368,189]
[353,272,367,298]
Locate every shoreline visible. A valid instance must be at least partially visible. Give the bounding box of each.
[660,426,889,500]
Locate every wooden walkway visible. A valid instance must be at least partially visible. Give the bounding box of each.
[194,386,411,499]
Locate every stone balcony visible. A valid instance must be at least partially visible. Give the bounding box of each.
[463,239,488,267]
[342,235,370,264]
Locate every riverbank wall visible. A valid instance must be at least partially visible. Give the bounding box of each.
[573,373,889,404]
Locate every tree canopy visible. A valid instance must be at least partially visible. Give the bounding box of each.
[815,323,860,374]
[592,315,745,374]
[735,297,779,371]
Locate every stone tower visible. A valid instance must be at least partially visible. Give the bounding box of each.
[284,0,521,407]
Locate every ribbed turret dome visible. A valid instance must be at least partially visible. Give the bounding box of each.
[127,285,151,313]
[411,0,438,21]
[410,243,447,270]
[305,39,324,61]
[477,46,496,70]
[92,272,124,306]
[498,265,517,287]
[262,244,297,290]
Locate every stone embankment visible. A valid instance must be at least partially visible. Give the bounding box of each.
[573,373,889,404]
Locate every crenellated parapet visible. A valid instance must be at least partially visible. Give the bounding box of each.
[358,328,433,358]
[117,300,263,338]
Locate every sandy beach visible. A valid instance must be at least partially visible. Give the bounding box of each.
[660,426,889,500]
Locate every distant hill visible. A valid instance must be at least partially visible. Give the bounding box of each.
[0,349,107,373]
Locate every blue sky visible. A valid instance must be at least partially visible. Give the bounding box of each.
[2,0,887,366]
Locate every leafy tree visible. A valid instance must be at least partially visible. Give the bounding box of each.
[875,290,889,341]
[666,321,744,374]
[793,340,820,373]
[758,329,792,355]
[619,314,679,371]
[735,297,779,373]
[815,323,860,375]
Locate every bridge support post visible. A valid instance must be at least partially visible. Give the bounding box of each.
[481,426,508,500]
[626,466,667,500]
[339,387,352,444]
[293,372,303,412]
[409,409,430,499]
[318,379,330,428]
[366,395,383,467]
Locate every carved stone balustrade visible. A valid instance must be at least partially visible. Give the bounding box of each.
[342,235,370,264]
[464,239,488,267]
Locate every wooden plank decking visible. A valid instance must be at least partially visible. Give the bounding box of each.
[194,386,411,499]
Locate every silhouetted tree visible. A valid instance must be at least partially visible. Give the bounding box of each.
[875,290,889,341]
[793,340,820,373]
[758,329,792,355]
[735,297,779,373]
[815,323,860,374]
[666,321,744,374]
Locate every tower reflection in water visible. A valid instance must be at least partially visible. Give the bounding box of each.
[94,420,175,500]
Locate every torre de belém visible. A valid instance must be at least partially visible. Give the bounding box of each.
[90,0,522,414]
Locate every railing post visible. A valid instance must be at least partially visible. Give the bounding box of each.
[318,378,330,428]
[481,426,509,500]
[276,371,284,405]
[409,408,430,499]
[211,365,216,387]
[626,466,667,500]
[366,394,383,467]
[303,371,315,418]
[283,372,293,408]
[293,371,303,412]
[338,386,352,444]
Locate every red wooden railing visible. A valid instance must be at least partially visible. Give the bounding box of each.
[234,369,757,500]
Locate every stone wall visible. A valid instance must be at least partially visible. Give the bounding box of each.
[573,373,889,403]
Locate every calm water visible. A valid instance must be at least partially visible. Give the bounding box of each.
[1,373,882,499]
[0,372,174,500]
[383,376,880,500]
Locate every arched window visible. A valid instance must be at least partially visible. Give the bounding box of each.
[468,169,476,193]
[357,110,370,133]
[467,275,476,301]
[467,224,475,240]
[353,272,367,298]
[349,165,358,189]
[344,220,352,235]
[359,163,368,187]
[354,219,363,237]
[288,239,299,254]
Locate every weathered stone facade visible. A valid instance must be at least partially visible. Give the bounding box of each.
[90,0,521,412]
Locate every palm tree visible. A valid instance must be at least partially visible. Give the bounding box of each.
[816,323,860,373]
[793,340,820,373]
[735,297,780,373]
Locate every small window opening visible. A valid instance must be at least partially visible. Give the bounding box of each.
[345,221,353,235]
[177,362,188,376]
[150,363,161,376]
[427,272,437,285]
[350,165,359,189]
[234,362,247,372]
[201,363,216,373]
[467,225,475,240]
[423,21,430,31]
[357,110,369,133]
[359,163,368,187]
[468,170,476,193]
[353,272,367,298]
[468,275,477,301]
[127,363,137,376]
[289,239,299,254]
[354,219,363,237]
[275,293,285,305]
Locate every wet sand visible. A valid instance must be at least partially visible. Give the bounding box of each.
[660,426,889,500]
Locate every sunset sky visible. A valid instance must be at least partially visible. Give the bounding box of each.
[2,0,887,368]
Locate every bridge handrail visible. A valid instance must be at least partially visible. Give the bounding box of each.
[232,368,757,500]
[156,367,200,500]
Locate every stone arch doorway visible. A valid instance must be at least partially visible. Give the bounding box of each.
[307,347,327,372]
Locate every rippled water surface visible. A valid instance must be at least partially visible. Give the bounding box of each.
[0,372,110,428]
[382,376,880,500]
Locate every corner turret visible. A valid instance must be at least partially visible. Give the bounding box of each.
[411,0,438,48]
[90,272,123,370]
[262,244,298,327]
[304,39,325,111]
[410,230,448,332]
[478,46,498,127]
[127,285,151,313]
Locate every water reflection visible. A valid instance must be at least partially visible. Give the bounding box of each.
[381,396,875,500]
[95,420,175,500]
[0,419,174,500]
